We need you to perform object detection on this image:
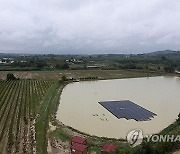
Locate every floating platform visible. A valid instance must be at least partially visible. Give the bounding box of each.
[98,100,157,121]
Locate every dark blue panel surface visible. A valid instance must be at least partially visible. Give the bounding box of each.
[98,100,157,121]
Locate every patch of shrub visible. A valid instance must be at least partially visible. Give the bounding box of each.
[6,73,17,80]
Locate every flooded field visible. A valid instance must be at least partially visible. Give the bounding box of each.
[57,76,180,138]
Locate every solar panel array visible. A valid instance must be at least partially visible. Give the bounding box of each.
[98,100,157,121]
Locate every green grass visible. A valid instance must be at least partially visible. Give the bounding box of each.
[49,128,71,142]
[160,121,180,135]
[35,81,64,154]
[116,145,132,154]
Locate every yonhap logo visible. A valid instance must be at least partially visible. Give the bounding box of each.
[127,129,143,147]
[127,129,180,147]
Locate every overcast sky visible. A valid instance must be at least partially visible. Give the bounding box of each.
[0,0,180,54]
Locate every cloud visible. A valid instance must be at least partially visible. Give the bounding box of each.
[0,0,180,54]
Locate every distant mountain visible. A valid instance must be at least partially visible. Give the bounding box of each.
[146,50,180,56]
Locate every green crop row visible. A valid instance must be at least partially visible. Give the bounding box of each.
[0,80,54,153]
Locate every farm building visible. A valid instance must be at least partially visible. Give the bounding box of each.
[71,143,88,154]
[101,143,117,153]
[71,136,87,145]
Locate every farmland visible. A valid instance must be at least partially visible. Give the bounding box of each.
[0,79,55,153]
[0,69,165,81]
[0,68,179,154]
[0,69,164,154]
[0,71,179,154]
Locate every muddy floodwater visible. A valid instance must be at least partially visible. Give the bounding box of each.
[57,76,180,139]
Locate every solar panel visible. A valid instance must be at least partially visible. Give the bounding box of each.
[98,100,157,121]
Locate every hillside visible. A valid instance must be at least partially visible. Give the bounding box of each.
[146,50,180,56]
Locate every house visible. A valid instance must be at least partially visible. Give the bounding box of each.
[71,136,88,154]
[71,143,88,154]
[71,136,87,145]
[101,143,117,153]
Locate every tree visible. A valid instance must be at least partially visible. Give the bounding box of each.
[36,61,47,68]
[122,63,137,69]
[161,56,168,61]
[164,66,175,73]
[55,63,69,69]
[6,59,10,63]
[84,64,87,70]
[55,64,62,69]
[177,66,180,71]
[177,113,180,125]
[61,63,69,69]
[6,73,16,80]
[61,75,67,82]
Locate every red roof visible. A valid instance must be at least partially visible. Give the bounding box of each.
[101,144,116,152]
[71,136,86,144]
[71,143,87,152]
